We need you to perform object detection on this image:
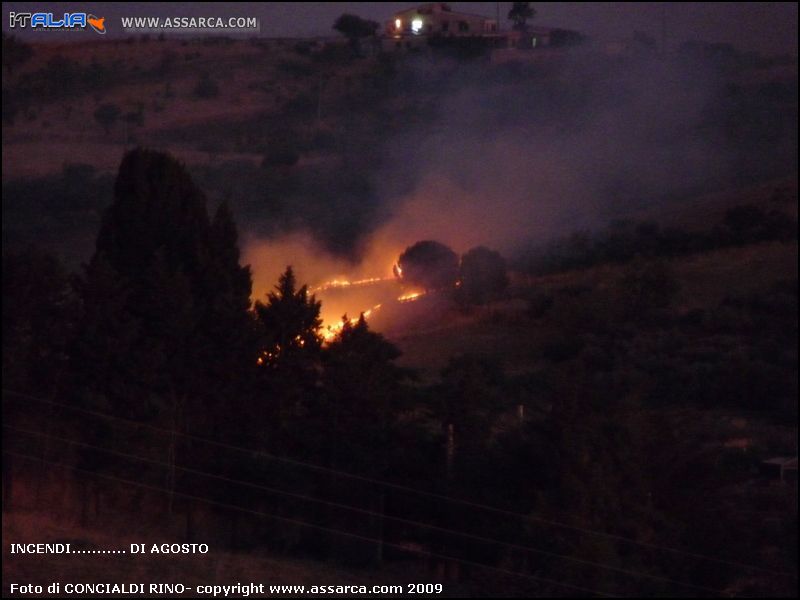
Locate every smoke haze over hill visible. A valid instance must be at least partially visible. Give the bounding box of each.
[244,47,796,296]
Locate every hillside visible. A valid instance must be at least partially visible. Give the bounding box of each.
[3,24,798,598]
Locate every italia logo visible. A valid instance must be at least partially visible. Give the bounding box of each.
[8,12,107,34]
[88,15,106,34]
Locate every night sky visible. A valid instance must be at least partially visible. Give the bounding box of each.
[3,2,798,55]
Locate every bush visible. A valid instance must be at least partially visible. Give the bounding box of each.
[194,73,219,99]
[278,58,314,77]
[396,240,459,291]
[93,103,121,133]
[541,334,585,362]
[615,258,679,318]
[527,293,554,319]
[261,139,299,167]
[293,41,313,56]
[458,246,509,305]
[722,204,797,245]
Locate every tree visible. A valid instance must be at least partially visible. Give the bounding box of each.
[549,28,587,47]
[396,240,459,291]
[208,202,255,317]
[317,315,411,564]
[3,248,74,394]
[123,109,144,128]
[254,266,322,369]
[615,257,679,319]
[194,73,219,99]
[2,34,33,75]
[320,315,407,469]
[439,355,506,465]
[458,246,509,305]
[76,149,253,432]
[253,266,323,433]
[333,14,379,57]
[508,2,535,32]
[2,87,22,124]
[262,137,300,167]
[723,204,763,245]
[70,254,147,413]
[93,103,121,134]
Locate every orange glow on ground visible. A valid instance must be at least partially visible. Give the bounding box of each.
[397,290,426,303]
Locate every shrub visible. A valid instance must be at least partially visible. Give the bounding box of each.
[194,73,219,99]
[396,241,459,291]
[458,246,509,305]
[93,103,121,133]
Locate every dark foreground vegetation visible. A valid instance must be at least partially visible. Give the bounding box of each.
[3,148,797,597]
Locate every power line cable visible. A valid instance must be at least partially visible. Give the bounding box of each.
[4,388,795,580]
[4,449,617,599]
[5,422,726,597]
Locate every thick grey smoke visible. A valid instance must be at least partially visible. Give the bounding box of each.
[245,46,778,320]
[367,50,730,257]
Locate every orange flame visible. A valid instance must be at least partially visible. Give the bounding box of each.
[398,290,426,303]
[321,303,384,341]
[310,276,392,293]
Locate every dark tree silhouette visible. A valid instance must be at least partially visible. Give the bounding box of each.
[458,246,509,305]
[439,355,506,463]
[205,201,257,367]
[333,13,379,56]
[549,28,587,47]
[3,248,74,394]
[253,266,323,439]
[194,73,219,99]
[320,315,408,472]
[75,148,253,431]
[2,34,33,74]
[254,266,322,369]
[397,240,459,291]
[302,314,413,564]
[615,257,679,318]
[93,103,121,134]
[508,2,535,32]
[70,254,148,413]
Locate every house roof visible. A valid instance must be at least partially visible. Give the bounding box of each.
[394,3,496,22]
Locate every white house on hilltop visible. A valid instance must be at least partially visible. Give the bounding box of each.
[381,3,570,54]
[382,3,499,50]
[386,3,498,37]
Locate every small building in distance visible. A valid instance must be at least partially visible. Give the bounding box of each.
[382,2,499,51]
[385,3,497,38]
[380,3,584,57]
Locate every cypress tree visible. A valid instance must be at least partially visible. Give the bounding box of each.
[74,149,253,432]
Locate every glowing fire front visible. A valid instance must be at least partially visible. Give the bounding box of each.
[321,304,383,341]
[312,267,428,341]
[398,290,425,302]
[310,277,391,293]
[255,264,430,355]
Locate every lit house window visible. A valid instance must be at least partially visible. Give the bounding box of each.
[411,18,423,34]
